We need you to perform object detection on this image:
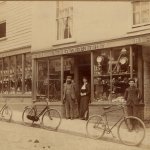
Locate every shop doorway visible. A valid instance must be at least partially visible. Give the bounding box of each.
[74,54,91,117]
[74,53,91,90]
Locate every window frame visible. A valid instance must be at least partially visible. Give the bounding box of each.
[56,1,73,41]
[0,53,32,95]
[132,1,150,27]
[0,21,6,39]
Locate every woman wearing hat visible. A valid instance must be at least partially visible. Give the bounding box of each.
[79,76,90,120]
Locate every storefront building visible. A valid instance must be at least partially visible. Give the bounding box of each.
[0,1,32,107]
[31,1,150,120]
[1,1,150,120]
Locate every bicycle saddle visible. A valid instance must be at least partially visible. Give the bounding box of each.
[103,105,113,110]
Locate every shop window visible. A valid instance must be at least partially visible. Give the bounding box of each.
[56,1,73,40]
[48,59,61,101]
[0,53,32,95]
[25,53,32,94]
[37,60,48,97]
[0,22,6,38]
[133,1,150,25]
[9,56,16,94]
[37,58,61,102]
[93,48,137,102]
[64,57,74,81]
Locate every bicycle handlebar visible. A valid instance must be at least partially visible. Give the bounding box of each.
[33,96,49,106]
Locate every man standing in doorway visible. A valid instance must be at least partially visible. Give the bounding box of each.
[63,76,76,120]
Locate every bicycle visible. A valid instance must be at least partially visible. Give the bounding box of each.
[0,97,13,122]
[22,96,62,130]
[86,104,145,146]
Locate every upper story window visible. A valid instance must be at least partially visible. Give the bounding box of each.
[133,1,150,25]
[0,21,6,38]
[56,1,73,40]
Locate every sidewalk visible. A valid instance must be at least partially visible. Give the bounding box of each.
[6,110,150,149]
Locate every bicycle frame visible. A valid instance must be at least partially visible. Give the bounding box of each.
[102,105,126,133]
[0,104,7,114]
[32,100,50,119]
[0,95,8,114]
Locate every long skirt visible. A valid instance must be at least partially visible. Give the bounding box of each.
[79,95,89,119]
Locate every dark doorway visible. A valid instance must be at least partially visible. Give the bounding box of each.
[78,54,91,88]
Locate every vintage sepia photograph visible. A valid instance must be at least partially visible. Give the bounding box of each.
[0,0,150,149]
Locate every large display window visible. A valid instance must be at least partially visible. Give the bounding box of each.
[0,53,32,95]
[37,57,61,102]
[93,48,138,102]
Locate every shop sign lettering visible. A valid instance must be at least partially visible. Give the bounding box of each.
[33,43,107,58]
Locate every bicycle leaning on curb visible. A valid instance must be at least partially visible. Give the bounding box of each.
[22,96,62,130]
[0,97,13,122]
[86,104,146,146]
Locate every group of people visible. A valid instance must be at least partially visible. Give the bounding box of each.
[63,76,90,120]
[63,75,143,125]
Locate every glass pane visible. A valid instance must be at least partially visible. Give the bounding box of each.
[133,2,140,12]
[37,60,48,98]
[141,2,149,10]
[111,49,130,101]
[25,53,32,94]
[93,50,110,101]
[16,55,22,94]
[49,58,61,101]
[9,56,16,94]
[3,57,9,94]
[133,13,140,24]
[57,1,73,40]
[141,10,149,23]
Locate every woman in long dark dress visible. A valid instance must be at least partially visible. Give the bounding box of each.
[79,77,90,120]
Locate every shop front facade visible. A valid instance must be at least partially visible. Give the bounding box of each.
[0,1,32,108]
[32,34,149,119]
[1,1,150,120]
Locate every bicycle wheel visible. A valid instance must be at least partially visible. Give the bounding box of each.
[86,115,106,139]
[118,116,145,146]
[42,109,61,130]
[22,107,36,126]
[1,105,12,122]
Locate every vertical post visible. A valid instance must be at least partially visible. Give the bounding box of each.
[22,54,25,94]
[109,49,113,102]
[91,52,94,102]
[61,56,64,103]
[130,46,133,79]
[2,58,3,94]
[32,58,36,101]
[47,59,49,100]
[8,57,10,94]
[137,46,143,102]
[14,56,17,94]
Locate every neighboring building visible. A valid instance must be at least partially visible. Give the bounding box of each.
[1,1,150,120]
[0,1,32,105]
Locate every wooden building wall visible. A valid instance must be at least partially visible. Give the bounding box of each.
[0,1,32,52]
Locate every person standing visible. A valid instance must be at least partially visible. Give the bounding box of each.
[63,76,76,120]
[79,77,90,120]
[124,78,142,129]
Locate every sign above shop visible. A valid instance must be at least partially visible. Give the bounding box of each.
[32,34,150,59]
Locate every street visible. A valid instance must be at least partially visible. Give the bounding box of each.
[0,121,148,150]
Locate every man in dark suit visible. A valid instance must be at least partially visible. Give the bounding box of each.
[63,76,76,120]
[124,78,142,129]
